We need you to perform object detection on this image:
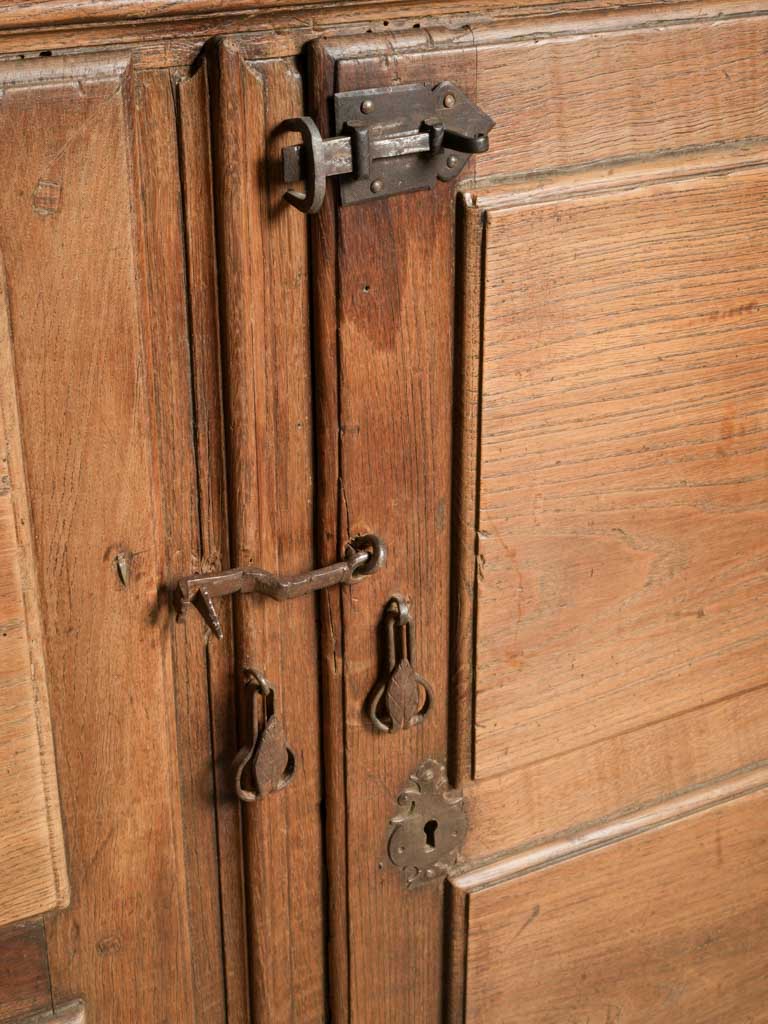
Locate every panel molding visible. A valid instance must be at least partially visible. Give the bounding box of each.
[0,254,68,928]
[453,761,768,892]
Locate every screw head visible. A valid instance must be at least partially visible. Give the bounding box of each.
[360,99,374,114]
[370,179,384,194]
[447,154,459,169]
[443,93,456,108]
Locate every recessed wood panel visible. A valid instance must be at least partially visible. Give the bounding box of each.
[0,267,67,928]
[0,52,227,1021]
[474,12,768,180]
[473,165,768,781]
[459,782,768,1023]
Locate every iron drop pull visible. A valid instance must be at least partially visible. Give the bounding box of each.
[234,668,296,801]
[175,534,386,640]
[368,596,434,733]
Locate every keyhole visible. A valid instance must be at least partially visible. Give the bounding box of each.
[424,819,438,851]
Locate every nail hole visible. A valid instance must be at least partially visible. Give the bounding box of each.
[424,819,438,851]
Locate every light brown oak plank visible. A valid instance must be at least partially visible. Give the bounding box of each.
[309,38,477,1024]
[457,776,768,1023]
[474,12,768,180]
[177,63,250,1024]
[0,261,67,928]
[0,51,204,1021]
[131,67,228,1024]
[208,41,325,1023]
[473,165,768,780]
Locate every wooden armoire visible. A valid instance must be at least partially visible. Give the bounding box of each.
[0,0,766,1021]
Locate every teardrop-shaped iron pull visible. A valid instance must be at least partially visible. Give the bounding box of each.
[234,668,296,801]
[368,596,434,733]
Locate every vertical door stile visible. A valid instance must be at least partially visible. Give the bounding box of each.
[176,61,251,1024]
[307,34,480,1024]
[208,38,326,1024]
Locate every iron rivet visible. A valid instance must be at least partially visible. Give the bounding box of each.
[361,99,374,114]
[370,179,384,194]
[447,154,459,168]
[443,93,456,108]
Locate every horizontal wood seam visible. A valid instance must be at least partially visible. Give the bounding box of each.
[452,760,768,891]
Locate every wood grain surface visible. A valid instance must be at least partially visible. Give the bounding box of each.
[177,63,251,1024]
[474,11,768,180]
[0,0,723,58]
[0,261,67,928]
[0,921,52,1023]
[15,1002,86,1024]
[309,37,478,1024]
[0,51,226,1021]
[132,66,228,1024]
[209,40,326,1023]
[472,166,768,781]
[458,778,768,1023]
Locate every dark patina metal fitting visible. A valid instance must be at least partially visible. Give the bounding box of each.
[387,758,468,889]
[280,80,495,213]
[175,533,386,640]
[368,595,434,733]
[233,668,296,801]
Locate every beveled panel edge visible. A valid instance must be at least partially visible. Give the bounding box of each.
[0,254,69,925]
[16,1001,86,1024]
[450,761,768,892]
[0,0,747,36]
[0,0,767,69]
[469,139,768,210]
[0,49,131,82]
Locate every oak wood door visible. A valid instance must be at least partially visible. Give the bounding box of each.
[289,7,768,1021]
[0,50,248,1022]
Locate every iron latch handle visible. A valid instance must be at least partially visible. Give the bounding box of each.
[176,533,386,640]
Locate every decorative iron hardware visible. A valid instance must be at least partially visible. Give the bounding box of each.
[234,668,296,801]
[175,533,386,640]
[368,596,433,733]
[387,759,468,888]
[280,81,495,213]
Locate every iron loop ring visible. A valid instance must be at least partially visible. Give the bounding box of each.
[346,533,388,579]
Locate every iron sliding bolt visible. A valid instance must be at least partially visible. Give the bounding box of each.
[175,534,387,640]
[280,81,495,213]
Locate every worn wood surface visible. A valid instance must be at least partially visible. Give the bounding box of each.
[0,261,68,928]
[177,63,251,1024]
[209,40,326,1023]
[0,0,727,61]
[15,1002,86,1024]
[473,10,768,180]
[472,165,768,780]
[132,66,229,1024]
[456,774,768,1023]
[310,37,477,1024]
[449,198,485,787]
[0,921,52,1023]
[0,51,229,1021]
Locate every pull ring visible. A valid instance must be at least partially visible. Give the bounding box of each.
[234,668,296,801]
[368,596,434,733]
[175,533,387,640]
